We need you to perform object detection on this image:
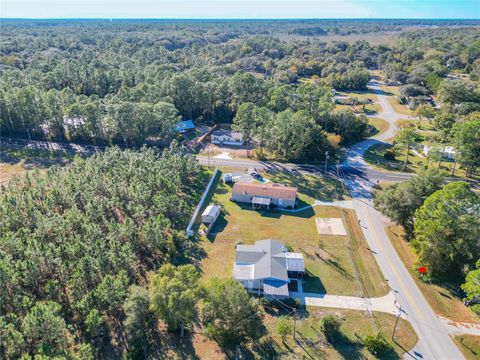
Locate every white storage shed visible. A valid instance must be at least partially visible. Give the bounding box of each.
[201,205,221,224]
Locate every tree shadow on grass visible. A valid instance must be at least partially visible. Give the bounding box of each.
[0,148,72,168]
[154,331,201,360]
[328,332,366,360]
[207,214,229,243]
[303,270,327,294]
[179,236,207,267]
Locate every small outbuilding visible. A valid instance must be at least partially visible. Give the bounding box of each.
[201,204,221,224]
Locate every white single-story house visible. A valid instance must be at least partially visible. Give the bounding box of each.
[222,172,254,184]
[233,239,305,298]
[201,204,221,224]
[174,120,196,133]
[423,145,457,160]
[211,130,244,146]
[231,182,297,209]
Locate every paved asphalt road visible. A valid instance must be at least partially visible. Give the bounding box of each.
[341,81,465,360]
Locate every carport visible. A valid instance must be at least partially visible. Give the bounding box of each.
[252,196,271,209]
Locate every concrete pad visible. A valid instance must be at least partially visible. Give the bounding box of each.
[213,152,232,160]
[315,218,347,236]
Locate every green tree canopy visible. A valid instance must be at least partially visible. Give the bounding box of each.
[21,301,69,357]
[0,145,206,357]
[149,264,202,337]
[412,182,480,279]
[374,169,445,237]
[461,260,480,315]
[453,118,480,177]
[202,278,264,348]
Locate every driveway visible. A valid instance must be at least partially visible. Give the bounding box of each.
[291,288,399,316]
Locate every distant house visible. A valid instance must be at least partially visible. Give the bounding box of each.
[334,95,351,105]
[211,130,244,146]
[423,145,457,160]
[174,120,195,133]
[231,182,297,209]
[201,204,221,224]
[233,239,304,298]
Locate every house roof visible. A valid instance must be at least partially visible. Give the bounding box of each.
[202,204,220,218]
[175,120,195,132]
[234,239,303,282]
[212,130,243,140]
[263,280,289,296]
[232,182,297,200]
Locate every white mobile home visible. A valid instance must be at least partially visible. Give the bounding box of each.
[211,130,244,146]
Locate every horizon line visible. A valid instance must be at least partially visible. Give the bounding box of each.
[2,17,480,20]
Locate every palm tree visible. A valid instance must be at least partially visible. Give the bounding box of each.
[397,128,417,171]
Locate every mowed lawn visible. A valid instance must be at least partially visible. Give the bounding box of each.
[200,177,388,298]
[454,335,480,360]
[260,168,350,205]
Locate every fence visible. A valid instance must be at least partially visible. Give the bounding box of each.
[185,167,221,237]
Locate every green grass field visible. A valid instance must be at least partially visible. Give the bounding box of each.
[367,117,390,137]
[364,142,480,181]
[0,146,72,186]
[454,335,480,360]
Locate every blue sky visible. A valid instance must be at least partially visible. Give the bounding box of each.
[1,0,479,19]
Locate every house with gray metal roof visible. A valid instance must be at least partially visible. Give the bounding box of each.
[233,239,304,298]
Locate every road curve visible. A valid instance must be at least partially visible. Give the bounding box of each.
[340,81,465,360]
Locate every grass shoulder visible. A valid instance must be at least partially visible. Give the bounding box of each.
[453,335,480,360]
[367,117,390,137]
[385,223,479,323]
[0,146,73,185]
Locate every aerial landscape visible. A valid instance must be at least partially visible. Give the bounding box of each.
[0,1,480,359]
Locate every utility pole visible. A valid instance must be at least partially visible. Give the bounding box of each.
[207,144,210,168]
[293,309,297,340]
[335,160,340,193]
[324,151,329,174]
[392,305,402,341]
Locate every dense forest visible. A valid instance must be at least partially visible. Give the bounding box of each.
[1,20,479,161]
[0,144,212,358]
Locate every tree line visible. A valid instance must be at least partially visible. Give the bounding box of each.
[374,170,480,315]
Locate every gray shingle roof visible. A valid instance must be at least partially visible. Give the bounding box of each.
[234,239,289,281]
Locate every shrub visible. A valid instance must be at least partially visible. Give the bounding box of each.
[275,316,293,342]
[384,149,396,160]
[364,333,393,355]
[321,315,342,342]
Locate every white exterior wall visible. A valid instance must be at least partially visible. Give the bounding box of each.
[201,205,220,223]
[211,135,244,146]
[231,193,295,209]
[287,258,305,272]
[241,279,261,290]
